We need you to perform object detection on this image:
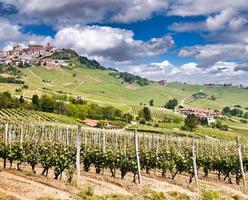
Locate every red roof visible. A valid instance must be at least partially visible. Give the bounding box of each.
[84,119,98,127]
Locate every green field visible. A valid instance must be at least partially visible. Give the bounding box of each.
[2,66,248,112]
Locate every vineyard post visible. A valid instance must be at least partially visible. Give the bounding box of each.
[102,132,106,153]
[236,137,247,188]
[3,123,8,168]
[211,140,214,156]
[4,123,8,146]
[192,141,198,187]
[66,126,69,146]
[84,130,87,150]
[76,125,81,183]
[9,125,12,151]
[134,130,141,184]
[20,122,23,149]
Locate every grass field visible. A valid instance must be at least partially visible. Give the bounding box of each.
[1,66,248,112]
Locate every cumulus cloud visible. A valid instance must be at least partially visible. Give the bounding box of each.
[4,0,169,25]
[206,8,237,31]
[167,0,248,16]
[0,18,53,49]
[53,25,174,62]
[125,60,248,85]
[179,44,248,67]
[170,7,247,33]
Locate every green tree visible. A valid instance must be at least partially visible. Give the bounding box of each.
[164,99,178,110]
[123,113,134,123]
[142,107,152,121]
[102,106,116,120]
[19,95,25,105]
[0,92,16,109]
[40,95,56,113]
[182,114,199,131]
[149,99,154,106]
[222,106,231,115]
[31,94,40,110]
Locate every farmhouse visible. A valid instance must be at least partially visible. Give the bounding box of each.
[157,80,167,86]
[178,107,221,124]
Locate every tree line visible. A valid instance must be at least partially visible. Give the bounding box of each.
[0,92,134,123]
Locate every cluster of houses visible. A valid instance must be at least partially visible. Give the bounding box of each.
[0,43,67,67]
[178,108,222,124]
[84,119,117,129]
[157,80,167,86]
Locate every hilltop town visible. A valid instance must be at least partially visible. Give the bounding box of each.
[0,43,67,67]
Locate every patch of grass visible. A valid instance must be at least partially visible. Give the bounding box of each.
[143,189,165,200]
[79,186,94,199]
[168,191,190,200]
[78,186,131,200]
[232,195,244,200]
[0,193,19,200]
[202,189,221,200]
[36,197,61,200]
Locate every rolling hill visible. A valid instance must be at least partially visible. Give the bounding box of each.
[1,65,248,111]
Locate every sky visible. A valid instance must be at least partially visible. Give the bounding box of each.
[1,0,248,85]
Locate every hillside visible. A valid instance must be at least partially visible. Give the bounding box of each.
[1,65,248,111]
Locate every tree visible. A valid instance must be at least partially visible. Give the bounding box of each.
[19,96,25,104]
[123,113,134,123]
[140,107,152,121]
[40,95,56,113]
[149,99,154,106]
[222,107,231,114]
[164,99,178,110]
[0,92,16,109]
[182,114,199,131]
[32,94,39,110]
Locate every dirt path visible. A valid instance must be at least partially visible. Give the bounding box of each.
[1,166,248,200]
[26,68,42,80]
[0,171,73,200]
[72,81,84,91]
[181,88,204,107]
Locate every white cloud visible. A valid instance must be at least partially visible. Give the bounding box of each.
[206,8,236,31]
[179,44,248,67]
[5,0,169,25]
[229,17,247,30]
[111,0,168,23]
[125,60,248,85]
[53,25,174,62]
[169,22,207,32]
[168,0,248,16]
[0,18,22,41]
[0,17,53,50]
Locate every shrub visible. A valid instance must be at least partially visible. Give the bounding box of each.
[202,189,220,200]
[164,99,178,110]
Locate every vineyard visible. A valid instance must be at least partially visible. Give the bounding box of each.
[0,122,247,189]
[130,105,178,120]
[0,108,82,125]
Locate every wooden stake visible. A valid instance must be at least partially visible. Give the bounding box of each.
[236,137,247,188]
[134,130,141,184]
[192,141,198,187]
[76,125,81,183]
[4,123,8,145]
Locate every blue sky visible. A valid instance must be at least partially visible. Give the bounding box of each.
[1,0,248,84]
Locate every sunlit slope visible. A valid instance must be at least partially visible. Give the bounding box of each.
[1,66,248,110]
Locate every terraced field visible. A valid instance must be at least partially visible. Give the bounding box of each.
[0,108,82,125]
[130,105,179,120]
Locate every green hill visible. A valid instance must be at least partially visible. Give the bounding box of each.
[1,65,248,112]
